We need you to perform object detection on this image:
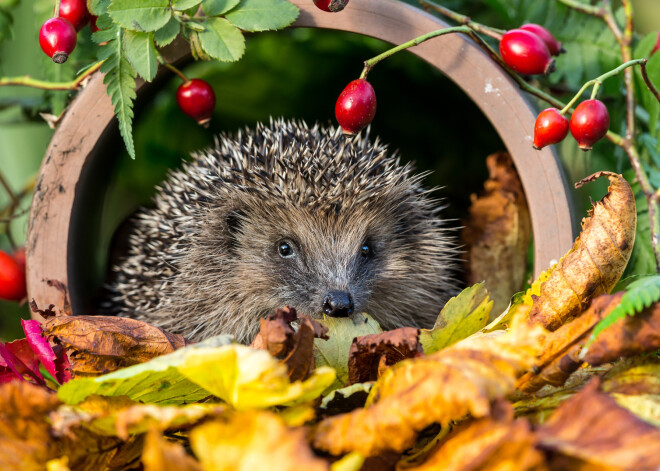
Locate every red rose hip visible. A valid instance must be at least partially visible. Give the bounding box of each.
[570,99,610,150]
[533,108,569,149]
[0,250,27,301]
[176,79,216,126]
[520,23,564,56]
[500,29,555,75]
[58,0,90,31]
[335,78,377,135]
[313,0,349,12]
[39,17,77,64]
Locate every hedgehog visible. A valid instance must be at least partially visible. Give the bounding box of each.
[108,118,459,343]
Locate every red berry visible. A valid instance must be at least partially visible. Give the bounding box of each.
[500,29,555,75]
[39,17,77,64]
[313,0,349,12]
[0,250,26,302]
[519,23,564,56]
[58,0,90,31]
[569,99,610,151]
[533,108,569,149]
[652,32,660,55]
[176,79,216,126]
[90,15,100,33]
[13,247,26,272]
[335,78,377,135]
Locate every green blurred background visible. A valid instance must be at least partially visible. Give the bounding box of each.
[1,0,659,340]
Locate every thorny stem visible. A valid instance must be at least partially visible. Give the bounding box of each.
[640,61,660,107]
[161,61,190,83]
[418,0,505,40]
[558,59,646,114]
[0,61,103,90]
[360,26,471,79]
[556,0,604,17]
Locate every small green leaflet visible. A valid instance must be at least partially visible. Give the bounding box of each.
[173,0,203,10]
[419,282,492,354]
[202,0,240,16]
[154,17,181,47]
[588,275,660,345]
[225,0,299,32]
[123,30,158,81]
[88,0,111,16]
[198,17,245,62]
[95,17,137,159]
[108,0,172,32]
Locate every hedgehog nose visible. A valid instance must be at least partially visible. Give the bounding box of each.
[323,290,354,317]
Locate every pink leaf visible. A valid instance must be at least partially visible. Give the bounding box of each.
[5,338,43,381]
[0,342,42,384]
[21,319,61,383]
[53,345,72,384]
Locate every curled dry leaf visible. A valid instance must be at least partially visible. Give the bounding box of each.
[312,317,543,456]
[398,401,545,471]
[461,152,532,318]
[347,327,422,385]
[142,428,201,471]
[536,378,660,470]
[518,292,660,394]
[251,307,329,382]
[43,315,187,376]
[529,171,635,330]
[190,411,329,471]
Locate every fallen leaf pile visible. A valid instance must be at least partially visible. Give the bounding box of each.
[2,172,660,470]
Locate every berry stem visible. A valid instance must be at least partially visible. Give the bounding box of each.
[0,60,103,90]
[161,61,190,84]
[555,0,605,18]
[418,0,504,41]
[53,0,61,17]
[558,59,646,115]
[360,26,471,79]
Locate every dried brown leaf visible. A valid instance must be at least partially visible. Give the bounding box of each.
[529,172,635,330]
[43,315,187,376]
[536,378,660,470]
[347,327,422,385]
[312,319,543,456]
[399,401,547,471]
[190,411,328,471]
[142,428,201,471]
[462,152,531,317]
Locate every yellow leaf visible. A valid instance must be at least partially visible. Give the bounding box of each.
[142,428,201,471]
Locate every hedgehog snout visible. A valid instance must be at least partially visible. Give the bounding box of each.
[322,290,354,317]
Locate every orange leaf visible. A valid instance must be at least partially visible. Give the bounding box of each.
[142,428,201,471]
[529,172,635,330]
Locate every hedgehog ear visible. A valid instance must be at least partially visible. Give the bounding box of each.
[225,209,246,247]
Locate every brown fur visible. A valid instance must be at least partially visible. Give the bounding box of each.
[109,119,459,343]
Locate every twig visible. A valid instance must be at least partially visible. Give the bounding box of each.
[418,0,505,40]
[161,61,190,83]
[556,0,604,17]
[640,60,660,106]
[0,61,103,90]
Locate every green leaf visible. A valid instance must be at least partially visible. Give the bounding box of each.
[419,283,492,355]
[123,30,158,81]
[313,313,382,390]
[107,0,172,32]
[97,21,137,158]
[154,16,180,46]
[201,0,240,16]
[0,9,13,43]
[197,17,245,62]
[225,0,299,32]
[87,0,110,16]
[588,275,660,345]
[173,0,202,10]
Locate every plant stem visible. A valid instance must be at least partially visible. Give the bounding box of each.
[640,60,660,107]
[161,61,190,83]
[556,0,604,17]
[418,0,505,40]
[54,0,61,17]
[360,26,471,79]
[0,61,103,90]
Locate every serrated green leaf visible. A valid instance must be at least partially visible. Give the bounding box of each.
[202,0,240,16]
[123,30,158,81]
[173,0,202,10]
[97,23,137,158]
[589,275,660,344]
[198,17,245,62]
[419,283,492,354]
[154,16,180,46]
[225,0,298,32]
[108,0,172,32]
[87,0,110,16]
[313,313,382,391]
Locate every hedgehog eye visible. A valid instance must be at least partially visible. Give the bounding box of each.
[360,242,373,259]
[277,241,295,259]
